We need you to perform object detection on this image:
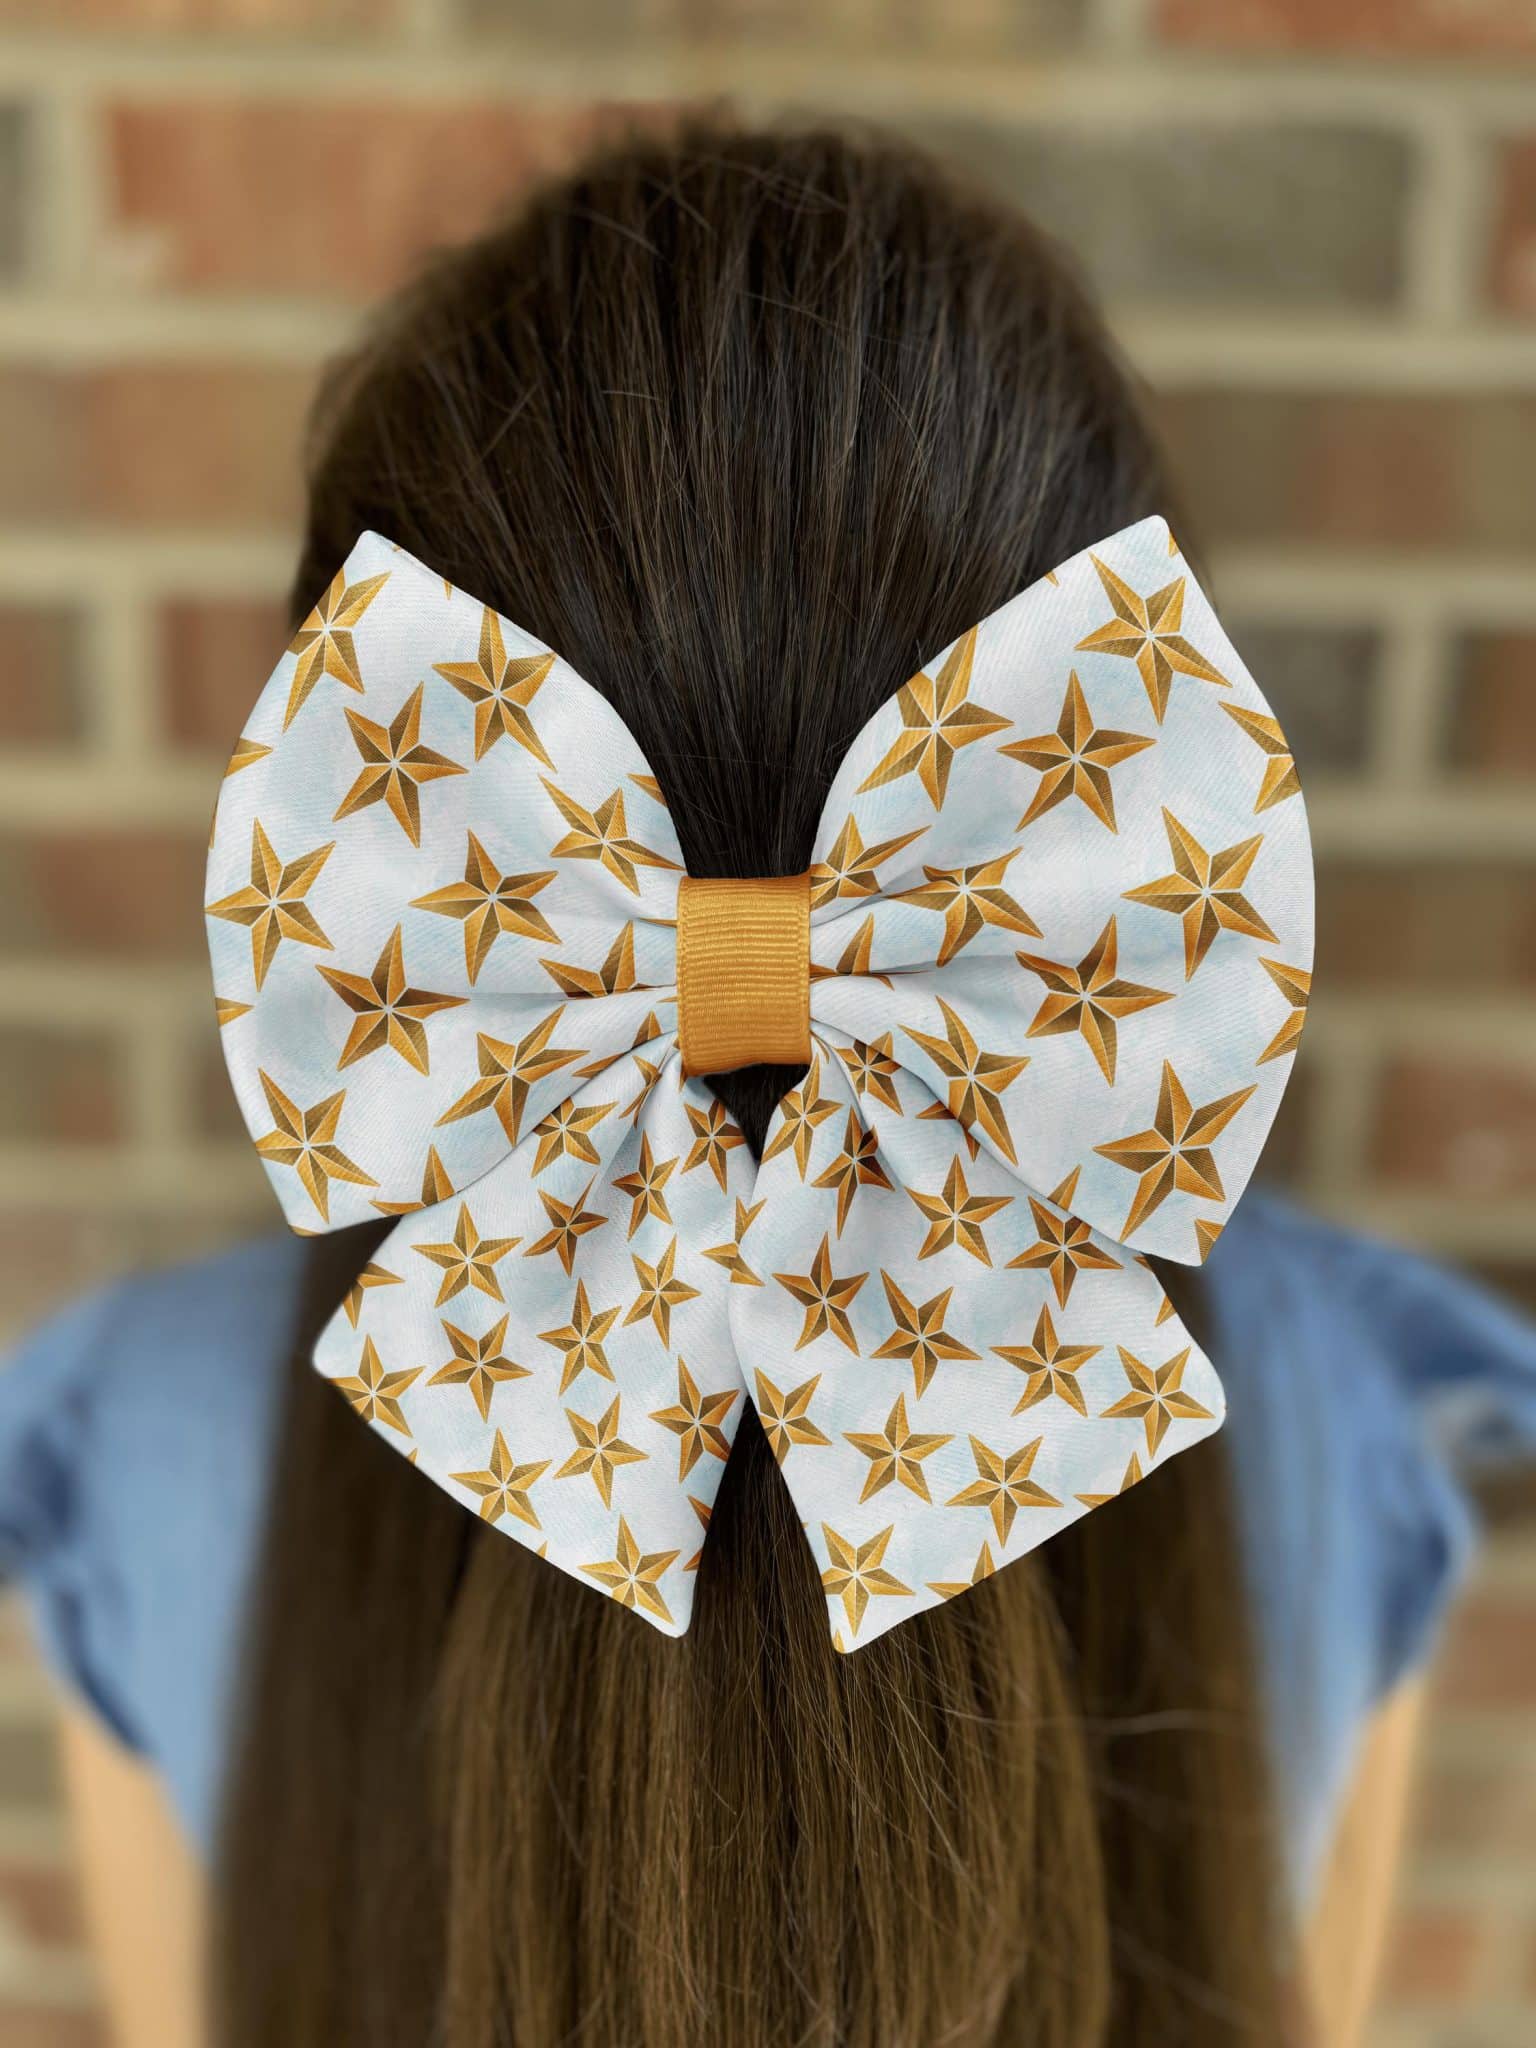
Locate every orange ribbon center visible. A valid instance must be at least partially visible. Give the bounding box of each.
[676,873,812,1077]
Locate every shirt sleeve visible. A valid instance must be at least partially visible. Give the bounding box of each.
[1204,1196,1536,1894]
[0,1284,151,1754]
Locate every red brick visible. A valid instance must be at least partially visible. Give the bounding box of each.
[1381,1905,1485,2006]
[159,597,288,755]
[195,1027,245,1144]
[1316,862,1536,988]
[1157,389,1536,551]
[0,2013,106,2048]
[1436,1592,1536,1710]
[0,826,209,958]
[1491,140,1536,321]
[1372,1055,1536,1197]
[0,1212,126,1341]
[1449,631,1536,776]
[1159,0,1536,57]
[106,100,666,296]
[0,607,82,748]
[1417,1749,1536,1856]
[0,1025,126,1146]
[0,364,310,529]
[0,1861,88,1948]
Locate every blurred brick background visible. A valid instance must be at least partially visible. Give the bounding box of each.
[0,1,1534,2043]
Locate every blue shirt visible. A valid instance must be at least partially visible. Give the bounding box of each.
[2,1194,1533,1895]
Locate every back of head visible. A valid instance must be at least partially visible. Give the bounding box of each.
[216,122,1287,2047]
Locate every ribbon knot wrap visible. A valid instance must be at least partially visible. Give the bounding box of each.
[206,517,1313,1649]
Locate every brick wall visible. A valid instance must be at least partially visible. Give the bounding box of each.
[0,2,1533,2042]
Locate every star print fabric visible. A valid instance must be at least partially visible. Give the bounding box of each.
[206,517,1312,1648]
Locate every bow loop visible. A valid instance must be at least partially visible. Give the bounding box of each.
[207,532,685,1230]
[803,516,1312,1267]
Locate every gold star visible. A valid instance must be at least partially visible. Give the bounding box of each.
[433,606,555,763]
[926,1542,997,1601]
[332,1334,418,1436]
[450,1428,548,1528]
[683,1495,711,1572]
[1076,1452,1145,1509]
[1006,1169,1120,1306]
[1101,1347,1213,1454]
[412,1202,520,1305]
[810,912,893,988]
[820,1524,912,1633]
[835,1034,903,1115]
[283,566,390,728]
[342,1261,401,1327]
[427,1313,530,1421]
[582,1517,678,1625]
[702,1197,765,1285]
[223,735,270,779]
[1258,958,1311,1064]
[683,1096,745,1191]
[1001,671,1154,833]
[1223,701,1300,811]
[524,1179,607,1274]
[946,1435,1059,1542]
[541,924,639,1000]
[994,1303,1100,1417]
[844,1392,952,1504]
[254,1073,376,1220]
[1124,810,1278,979]
[542,780,681,896]
[317,923,465,1073]
[775,1235,868,1354]
[530,1097,614,1175]
[871,1273,980,1397]
[812,1108,892,1233]
[622,1051,664,1122]
[206,819,334,989]
[557,1395,647,1507]
[437,1010,587,1146]
[214,996,251,1027]
[624,1237,701,1347]
[612,1131,678,1236]
[907,1155,1011,1264]
[809,816,924,910]
[333,682,466,846]
[1015,917,1171,1086]
[372,1143,454,1217]
[754,1369,830,1461]
[761,1055,841,1179]
[1075,556,1229,724]
[893,852,1041,967]
[1096,1062,1256,1240]
[538,1279,621,1393]
[411,832,558,984]
[857,628,1009,808]
[904,1000,1029,1163]
[649,1360,737,1479]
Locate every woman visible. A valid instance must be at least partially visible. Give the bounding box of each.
[3,122,1531,2048]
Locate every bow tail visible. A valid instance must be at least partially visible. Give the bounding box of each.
[731,1029,1225,1650]
[312,1045,753,1637]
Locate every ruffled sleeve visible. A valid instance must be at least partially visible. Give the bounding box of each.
[1206,1195,1536,1896]
[0,1284,150,1753]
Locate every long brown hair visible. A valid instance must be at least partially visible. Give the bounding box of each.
[214,123,1290,2046]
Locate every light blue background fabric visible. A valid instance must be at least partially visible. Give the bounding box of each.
[2,1194,1533,1896]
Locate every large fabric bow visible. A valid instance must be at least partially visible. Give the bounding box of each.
[206,517,1312,1648]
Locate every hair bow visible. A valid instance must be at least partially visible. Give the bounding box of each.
[206,517,1312,1648]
